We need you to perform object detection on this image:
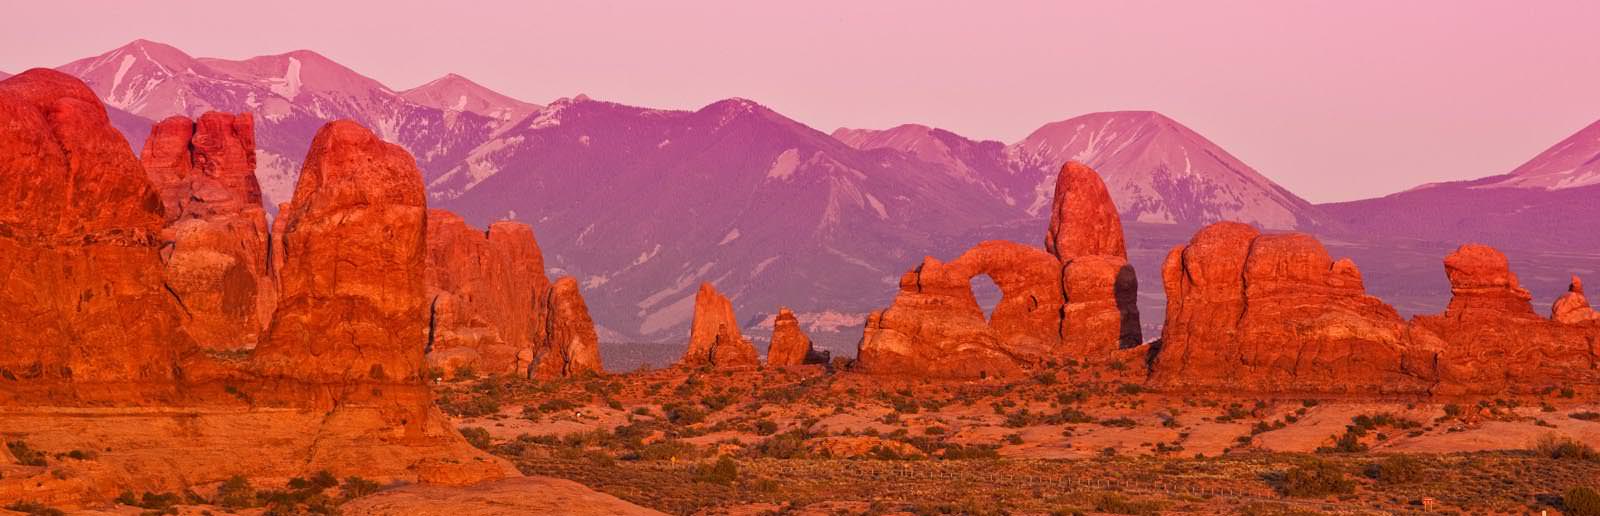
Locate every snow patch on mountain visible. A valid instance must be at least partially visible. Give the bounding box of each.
[767,148,800,180]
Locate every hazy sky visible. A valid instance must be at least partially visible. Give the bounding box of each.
[5,1,1599,202]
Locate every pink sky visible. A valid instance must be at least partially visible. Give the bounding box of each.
[5,1,1599,202]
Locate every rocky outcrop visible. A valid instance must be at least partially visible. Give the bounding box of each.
[1060,255,1142,355]
[1047,161,1127,261]
[768,307,828,366]
[142,113,275,350]
[856,161,1140,377]
[0,74,520,505]
[1440,244,1540,319]
[1150,224,1436,394]
[1553,276,1600,324]
[424,211,549,376]
[0,69,195,404]
[1411,245,1600,395]
[681,283,760,369]
[423,210,604,379]
[856,241,1058,377]
[535,277,604,378]
[251,119,430,386]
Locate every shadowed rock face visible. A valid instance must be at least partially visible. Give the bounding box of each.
[142,112,275,351]
[681,283,760,369]
[252,120,430,385]
[768,307,828,366]
[1151,225,1436,394]
[1412,245,1600,395]
[0,69,195,404]
[856,161,1141,378]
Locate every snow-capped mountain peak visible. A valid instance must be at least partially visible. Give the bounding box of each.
[399,72,540,124]
[1486,118,1600,190]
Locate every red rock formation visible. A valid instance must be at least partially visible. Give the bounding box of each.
[1441,244,1539,319]
[1553,276,1600,324]
[767,307,827,366]
[251,120,430,385]
[1059,255,1142,356]
[0,69,195,404]
[856,241,1058,378]
[1411,245,1599,395]
[681,283,760,369]
[1046,161,1127,261]
[142,113,275,350]
[1150,224,1436,394]
[535,277,604,378]
[424,210,549,376]
[857,161,1141,377]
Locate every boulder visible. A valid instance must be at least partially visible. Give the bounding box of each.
[680,283,759,369]
[0,69,195,404]
[141,113,275,350]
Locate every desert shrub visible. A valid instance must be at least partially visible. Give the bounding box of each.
[753,430,810,459]
[258,470,340,514]
[1056,390,1089,405]
[1117,383,1144,395]
[692,456,739,485]
[1094,493,1164,515]
[1567,486,1600,516]
[216,475,256,509]
[700,393,736,411]
[458,426,493,450]
[1533,433,1600,460]
[1004,433,1024,445]
[1003,409,1034,428]
[341,476,383,500]
[1099,417,1137,428]
[753,419,779,435]
[663,402,707,425]
[1367,455,1424,484]
[633,439,698,461]
[1570,411,1600,422]
[451,364,478,381]
[1317,429,1369,454]
[6,440,46,467]
[1279,459,1355,497]
[3,501,64,516]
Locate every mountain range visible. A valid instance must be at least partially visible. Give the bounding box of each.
[36,39,1600,350]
